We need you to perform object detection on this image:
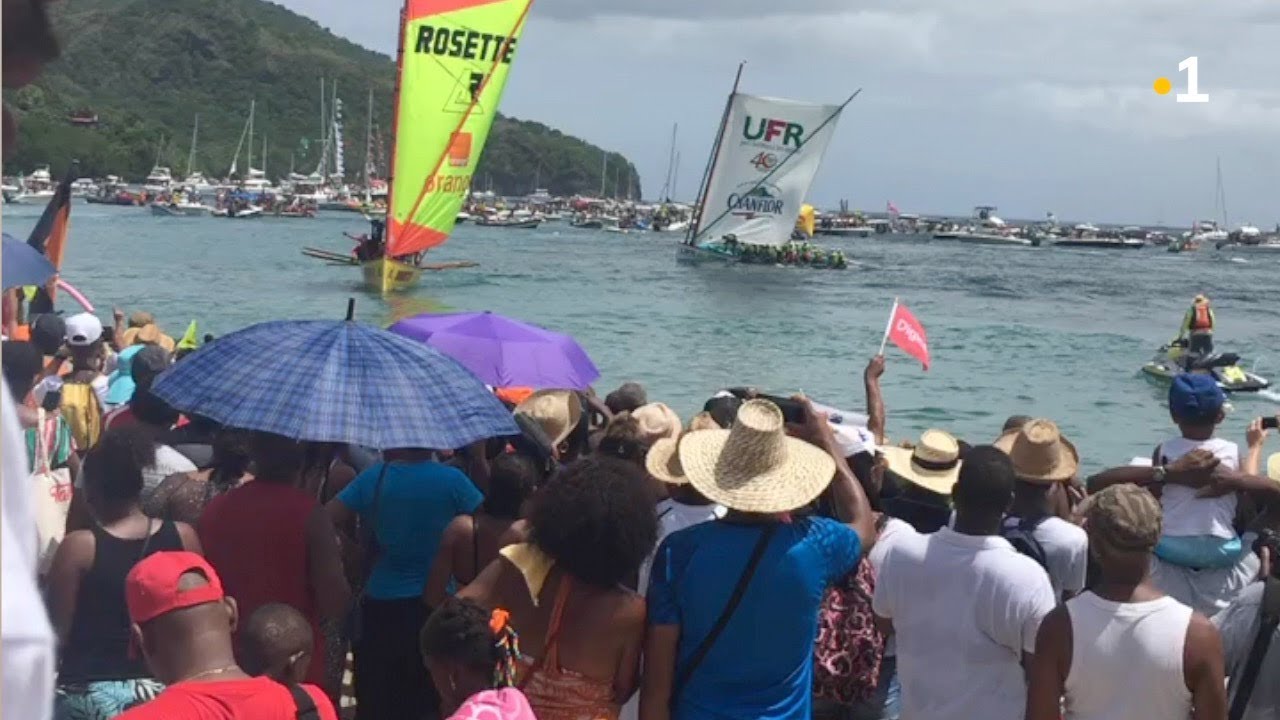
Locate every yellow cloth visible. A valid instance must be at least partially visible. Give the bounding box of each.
[499,542,556,606]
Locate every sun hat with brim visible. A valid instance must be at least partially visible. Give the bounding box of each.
[678,399,836,514]
[646,436,687,485]
[106,345,145,405]
[994,418,1079,484]
[515,389,582,448]
[632,402,682,445]
[881,429,962,496]
[1269,452,1280,482]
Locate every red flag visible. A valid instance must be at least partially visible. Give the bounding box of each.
[886,302,930,370]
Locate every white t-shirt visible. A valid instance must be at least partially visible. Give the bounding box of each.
[141,444,198,499]
[868,516,921,658]
[1157,436,1240,539]
[873,526,1057,720]
[1032,516,1089,599]
[637,498,725,595]
[32,373,109,408]
[1,382,56,720]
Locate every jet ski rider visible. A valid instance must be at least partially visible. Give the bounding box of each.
[1177,294,1216,361]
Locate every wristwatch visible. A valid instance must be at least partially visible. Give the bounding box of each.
[1150,465,1168,486]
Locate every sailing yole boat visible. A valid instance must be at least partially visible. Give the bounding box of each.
[680,68,854,267]
[372,0,534,292]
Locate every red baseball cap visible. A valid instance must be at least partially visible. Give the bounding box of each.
[126,551,226,625]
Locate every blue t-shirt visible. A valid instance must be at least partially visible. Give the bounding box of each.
[647,517,862,720]
[337,460,483,600]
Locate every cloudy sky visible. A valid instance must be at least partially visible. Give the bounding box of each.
[281,0,1280,225]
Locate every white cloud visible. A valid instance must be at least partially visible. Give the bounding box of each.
[276,0,1280,224]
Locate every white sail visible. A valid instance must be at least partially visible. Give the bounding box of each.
[694,94,842,247]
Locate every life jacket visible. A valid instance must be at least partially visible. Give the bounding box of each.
[60,381,103,451]
[1191,303,1213,331]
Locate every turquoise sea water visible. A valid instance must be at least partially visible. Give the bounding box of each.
[4,202,1278,471]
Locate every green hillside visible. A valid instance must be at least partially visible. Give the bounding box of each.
[3,0,640,198]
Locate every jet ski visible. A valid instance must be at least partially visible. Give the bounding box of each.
[1141,341,1271,393]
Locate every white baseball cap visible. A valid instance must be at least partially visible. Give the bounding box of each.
[65,313,104,347]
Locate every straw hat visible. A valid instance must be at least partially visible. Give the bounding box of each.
[677,399,835,513]
[1268,452,1280,482]
[515,390,582,447]
[645,414,720,485]
[631,402,682,445]
[994,419,1079,484]
[881,430,962,496]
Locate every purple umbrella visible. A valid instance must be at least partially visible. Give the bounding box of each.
[388,311,600,390]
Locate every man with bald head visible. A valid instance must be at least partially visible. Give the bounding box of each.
[118,552,337,720]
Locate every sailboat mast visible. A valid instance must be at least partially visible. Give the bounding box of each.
[186,115,199,178]
[384,0,410,262]
[686,62,745,245]
[600,152,607,197]
[229,102,251,177]
[660,123,677,201]
[247,99,255,170]
[364,88,374,203]
[672,150,680,200]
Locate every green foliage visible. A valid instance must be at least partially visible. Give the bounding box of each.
[2,0,640,197]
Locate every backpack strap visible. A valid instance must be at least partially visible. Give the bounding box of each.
[672,523,777,704]
[286,683,320,720]
[1228,576,1280,720]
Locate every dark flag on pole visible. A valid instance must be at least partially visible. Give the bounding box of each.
[25,162,75,312]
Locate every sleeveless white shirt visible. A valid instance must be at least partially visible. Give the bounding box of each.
[1064,592,1193,720]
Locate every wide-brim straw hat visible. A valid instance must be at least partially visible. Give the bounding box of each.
[632,402,682,445]
[645,413,721,486]
[678,399,835,513]
[1268,452,1280,482]
[515,390,582,447]
[881,429,962,496]
[994,419,1079,484]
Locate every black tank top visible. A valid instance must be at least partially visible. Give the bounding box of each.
[59,520,184,684]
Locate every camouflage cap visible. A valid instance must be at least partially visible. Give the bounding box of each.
[1086,484,1162,552]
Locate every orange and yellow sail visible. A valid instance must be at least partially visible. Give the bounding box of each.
[384,0,532,289]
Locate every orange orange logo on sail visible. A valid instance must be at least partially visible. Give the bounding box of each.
[448,132,473,167]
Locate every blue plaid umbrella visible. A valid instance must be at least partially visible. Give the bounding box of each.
[151,320,518,449]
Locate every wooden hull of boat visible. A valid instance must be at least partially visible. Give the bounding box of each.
[363,257,423,293]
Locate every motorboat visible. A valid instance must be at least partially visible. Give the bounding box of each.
[70,178,100,197]
[213,205,264,219]
[142,166,174,194]
[475,216,540,229]
[1053,237,1145,249]
[1141,342,1270,393]
[23,166,56,202]
[150,199,212,217]
[1216,237,1280,254]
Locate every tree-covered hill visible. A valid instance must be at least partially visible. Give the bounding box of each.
[3,0,640,198]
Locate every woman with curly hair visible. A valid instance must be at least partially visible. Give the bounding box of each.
[459,457,657,720]
[46,426,203,720]
[420,598,535,720]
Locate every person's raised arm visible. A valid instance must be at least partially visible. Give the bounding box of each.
[1243,417,1270,476]
[111,307,125,352]
[1183,613,1227,720]
[864,355,886,444]
[793,397,876,554]
[1087,449,1219,494]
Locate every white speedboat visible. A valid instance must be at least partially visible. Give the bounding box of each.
[143,166,174,194]
[1217,238,1280,254]
[23,165,56,202]
[952,231,1033,247]
[70,178,100,197]
[150,200,212,217]
[213,205,264,219]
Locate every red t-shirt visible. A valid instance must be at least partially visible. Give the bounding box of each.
[199,482,325,685]
[103,404,137,431]
[117,677,337,720]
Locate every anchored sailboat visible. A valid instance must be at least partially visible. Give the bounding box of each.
[679,66,856,267]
